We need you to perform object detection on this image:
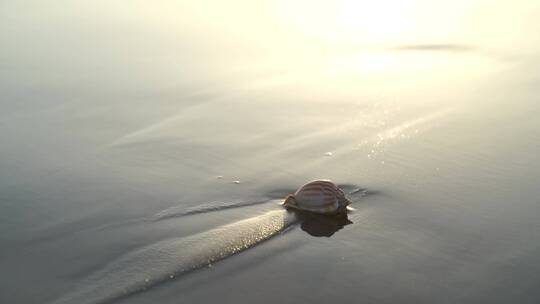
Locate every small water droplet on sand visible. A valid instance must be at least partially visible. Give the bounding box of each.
[325,152,333,156]
[216,175,223,179]
[233,180,241,184]
[169,275,175,279]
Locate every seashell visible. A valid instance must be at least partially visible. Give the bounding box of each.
[283,180,351,214]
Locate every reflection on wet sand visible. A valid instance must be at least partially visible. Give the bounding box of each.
[295,211,353,237]
[52,209,297,304]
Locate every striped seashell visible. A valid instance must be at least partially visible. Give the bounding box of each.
[283,180,351,214]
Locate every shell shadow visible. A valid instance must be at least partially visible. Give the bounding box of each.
[293,210,353,237]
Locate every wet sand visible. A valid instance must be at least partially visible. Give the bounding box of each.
[2,1,540,303]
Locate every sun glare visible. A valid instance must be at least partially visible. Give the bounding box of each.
[273,0,418,45]
[337,0,415,41]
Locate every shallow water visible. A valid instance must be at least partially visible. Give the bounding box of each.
[2,1,540,303]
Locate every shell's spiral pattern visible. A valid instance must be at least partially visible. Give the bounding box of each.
[283,180,351,214]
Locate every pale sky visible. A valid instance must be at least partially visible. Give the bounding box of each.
[1,0,539,91]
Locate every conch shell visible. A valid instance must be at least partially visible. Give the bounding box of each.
[283,180,351,214]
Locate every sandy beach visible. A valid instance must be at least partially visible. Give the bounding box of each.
[1,1,540,303]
